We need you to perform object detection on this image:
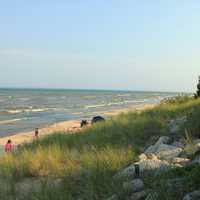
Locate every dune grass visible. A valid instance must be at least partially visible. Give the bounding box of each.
[0,96,200,199]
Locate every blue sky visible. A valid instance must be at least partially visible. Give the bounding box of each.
[0,0,199,92]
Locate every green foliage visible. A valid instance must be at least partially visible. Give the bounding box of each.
[0,95,200,199]
[143,164,200,200]
[160,94,193,105]
[182,105,200,137]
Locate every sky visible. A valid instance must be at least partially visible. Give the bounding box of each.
[0,0,200,93]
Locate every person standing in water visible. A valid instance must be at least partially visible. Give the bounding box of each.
[4,139,12,152]
[35,128,39,139]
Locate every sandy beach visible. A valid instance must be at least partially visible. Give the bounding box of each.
[0,103,155,147]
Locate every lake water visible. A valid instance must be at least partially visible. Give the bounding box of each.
[0,89,177,136]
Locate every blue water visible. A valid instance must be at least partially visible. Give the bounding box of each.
[0,88,177,136]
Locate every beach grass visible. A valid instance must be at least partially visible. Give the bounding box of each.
[0,96,200,199]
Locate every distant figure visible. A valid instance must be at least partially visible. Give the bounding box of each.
[80,120,88,128]
[35,128,39,139]
[91,116,105,124]
[4,139,12,153]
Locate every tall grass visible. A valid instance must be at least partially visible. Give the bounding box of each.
[0,96,200,199]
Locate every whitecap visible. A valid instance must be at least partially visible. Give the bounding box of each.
[0,118,28,125]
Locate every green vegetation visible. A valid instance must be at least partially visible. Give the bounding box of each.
[0,96,200,200]
[143,163,200,200]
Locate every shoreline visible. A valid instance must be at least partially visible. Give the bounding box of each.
[0,103,155,146]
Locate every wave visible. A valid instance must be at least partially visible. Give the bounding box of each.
[7,108,50,114]
[71,112,83,115]
[85,104,107,109]
[116,94,131,97]
[85,99,149,109]
[0,118,28,125]
[123,99,147,104]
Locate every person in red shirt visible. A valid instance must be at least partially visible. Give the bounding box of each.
[4,139,12,152]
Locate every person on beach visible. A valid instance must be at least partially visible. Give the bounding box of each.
[4,139,12,152]
[35,128,39,139]
[80,120,88,128]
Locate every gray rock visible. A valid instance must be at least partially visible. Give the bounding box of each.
[172,157,190,166]
[155,144,183,161]
[106,194,118,200]
[192,155,200,164]
[123,179,144,193]
[117,155,175,178]
[183,190,200,200]
[145,192,158,200]
[136,156,172,172]
[172,139,185,148]
[144,136,183,161]
[117,164,137,178]
[130,190,148,200]
[168,116,187,134]
[145,136,170,154]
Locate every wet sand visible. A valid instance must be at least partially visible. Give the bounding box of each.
[0,103,155,146]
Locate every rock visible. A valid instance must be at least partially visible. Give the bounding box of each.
[123,179,144,193]
[117,155,175,178]
[172,157,190,165]
[145,192,158,200]
[168,116,187,134]
[135,156,172,172]
[169,119,179,133]
[144,136,183,161]
[139,153,148,160]
[117,164,137,179]
[145,136,170,154]
[191,155,200,164]
[194,140,200,153]
[155,144,183,161]
[106,194,118,200]
[130,190,148,200]
[183,190,200,200]
[172,139,185,148]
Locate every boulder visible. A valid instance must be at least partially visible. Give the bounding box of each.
[191,155,200,164]
[145,192,158,200]
[145,136,183,161]
[135,156,172,172]
[106,194,118,200]
[172,157,190,166]
[168,116,187,134]
[144,136,170,154]
[123,179,144,193]
[117,154,174,178]
[155,144,183,161]
[183,190,200,200]
[171,139,185,148]
[130,190,148,200]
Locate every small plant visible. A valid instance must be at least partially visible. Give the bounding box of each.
[183,129,198,158]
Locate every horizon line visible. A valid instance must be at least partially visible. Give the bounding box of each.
[0,87,188,94]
